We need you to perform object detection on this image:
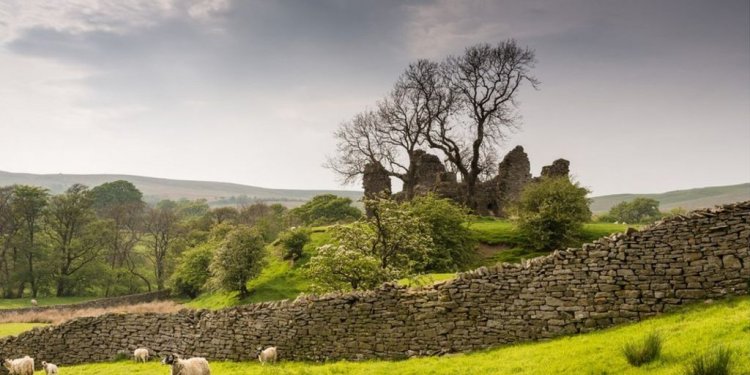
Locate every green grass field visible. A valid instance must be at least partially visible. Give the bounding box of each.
[0,296,98,310]
[17,296,749,374]
[0,322,47,337]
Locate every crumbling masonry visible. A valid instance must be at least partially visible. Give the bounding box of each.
[364,145,568,216]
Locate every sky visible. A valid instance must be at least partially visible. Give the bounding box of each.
[0,0,748,196]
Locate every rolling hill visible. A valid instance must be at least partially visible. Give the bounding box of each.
[0,170,747,211]
[589,183,750,213]
[0,170,361,207]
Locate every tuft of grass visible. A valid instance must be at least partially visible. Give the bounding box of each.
[686,348,733,375]
[622,332,662,367]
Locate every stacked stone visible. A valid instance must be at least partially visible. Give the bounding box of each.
[1,202,748,366]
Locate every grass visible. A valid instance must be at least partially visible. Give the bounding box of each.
[185,236,322,309]
[623,332,662,367]
[0,296,99,309]
[686,347,733,375]
[0,322,47,337]
[398,273,457,287]
[28,296,750,374]
[0,301,183,324]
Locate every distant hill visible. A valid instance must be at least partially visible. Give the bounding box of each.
[0,170,362,207]
[590,183,750,213]
[1,171,747,212]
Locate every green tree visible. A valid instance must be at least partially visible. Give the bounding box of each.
[608,198,662,224]
[408,194,477,272]
[306,198,432,292]
[12,185,49,298]
[237,203,287,242]
[208,225,266,297]
[306,244,385,292]
[514,177,591,251]
[46,184,109,296]
[289,194,362,226]
[170,243,213,298]
[90,180,147,295]
[0,186,20,297]
[278,227,310,261]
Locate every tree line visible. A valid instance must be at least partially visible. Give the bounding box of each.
[0,181,360,299]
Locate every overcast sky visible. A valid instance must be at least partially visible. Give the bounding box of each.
[0,0,748,195]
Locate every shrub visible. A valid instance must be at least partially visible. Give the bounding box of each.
[686,348,733,375]
[407,194,477,272]
[607,197,662,224]
[514,177,592,250]
[288,194,362,226]
[208,225,266,297]
[622,332,662,367]
[306,198,432,292]
[278,227,311,261]
[170,244,213,298]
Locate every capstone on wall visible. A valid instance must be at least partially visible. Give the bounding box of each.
[2,203,748,366]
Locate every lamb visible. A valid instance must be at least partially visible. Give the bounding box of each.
[161,354,210,375]
[41,361,58,375]
[257,346,278,365]
[134,348,150,363]
[30,299,37,307]
[3,356,34,375]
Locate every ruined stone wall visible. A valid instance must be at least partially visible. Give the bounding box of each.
[2,203,748,366]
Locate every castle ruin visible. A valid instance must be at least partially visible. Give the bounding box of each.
[363,146,571,217]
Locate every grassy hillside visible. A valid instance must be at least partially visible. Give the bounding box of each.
[591,183,750,213]
[0,170,361,207]
[187,221,630,309]
[14,296,749,374]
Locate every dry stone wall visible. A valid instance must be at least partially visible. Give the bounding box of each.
[2,202,749,367]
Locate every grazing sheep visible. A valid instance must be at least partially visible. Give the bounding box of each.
[257,346,278,365]
[134,348,149,363]
[41,361,58,375]
[161,354,210,375]
[30,299,37,307]
[3,356,34,375]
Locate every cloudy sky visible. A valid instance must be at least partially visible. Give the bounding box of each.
[0,0,748,195]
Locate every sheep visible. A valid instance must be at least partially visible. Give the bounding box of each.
[257,346,278,365]
[161,354,210,375]
[30,299,38,307]
[3,356,34,375]
[41,361,58,375]
[133,348,150,363]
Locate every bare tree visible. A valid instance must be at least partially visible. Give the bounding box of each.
[426,40,538,208]
[327,61,449,197]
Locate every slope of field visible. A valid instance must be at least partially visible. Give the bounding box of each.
[0,170,361,206]
[17,296,750,375]
[590,183,750,213]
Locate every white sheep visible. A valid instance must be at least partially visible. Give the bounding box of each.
[3,356,34,375]
[30,299,38,307]
[41,361,58,375]
[161,354,210,375]
[133,348,149,363]
[257,346,278,365]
